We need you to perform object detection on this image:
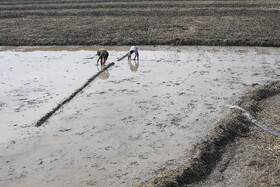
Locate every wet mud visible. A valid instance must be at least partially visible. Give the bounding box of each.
[0,0,280,46]
[0,46,279,187]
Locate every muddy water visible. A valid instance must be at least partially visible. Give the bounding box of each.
[0,46,279,187]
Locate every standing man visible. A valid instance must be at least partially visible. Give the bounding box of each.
[128,46,139,60]
[97,49,109,65]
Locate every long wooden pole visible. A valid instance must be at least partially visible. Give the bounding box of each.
[35,62,115,127]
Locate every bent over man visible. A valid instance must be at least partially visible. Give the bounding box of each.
[128,46,139,60]
[97,49,109,65]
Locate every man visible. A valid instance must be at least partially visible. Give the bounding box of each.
[97,49,109,65]
[128,46,139,60]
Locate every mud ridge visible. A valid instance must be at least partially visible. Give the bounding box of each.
[35,62,115,127]
[140,81,280,187]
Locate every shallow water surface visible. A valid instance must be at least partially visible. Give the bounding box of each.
[0,46,279,186]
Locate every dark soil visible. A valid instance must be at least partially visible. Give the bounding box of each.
[0,0,280,46]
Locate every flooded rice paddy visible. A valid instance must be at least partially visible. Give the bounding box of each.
[0,46,279,186]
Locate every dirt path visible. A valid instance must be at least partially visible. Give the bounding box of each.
[195,93,280,187]
[0,0,280,46]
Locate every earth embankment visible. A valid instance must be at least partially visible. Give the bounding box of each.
[140,81,280,187]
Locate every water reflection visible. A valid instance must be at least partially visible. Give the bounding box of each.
[97,64,110,80]
[128,59,139,72]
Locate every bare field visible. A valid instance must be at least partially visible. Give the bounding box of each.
[0,0,280,46]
